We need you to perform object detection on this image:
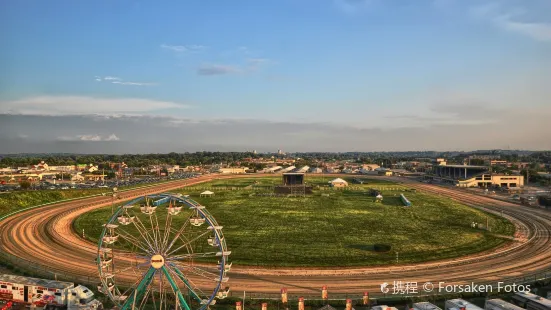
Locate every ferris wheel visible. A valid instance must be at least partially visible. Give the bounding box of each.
[97,193,231,310]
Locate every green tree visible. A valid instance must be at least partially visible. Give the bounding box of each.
[19,181,31,190]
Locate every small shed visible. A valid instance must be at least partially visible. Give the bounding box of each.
[200,190,214,197]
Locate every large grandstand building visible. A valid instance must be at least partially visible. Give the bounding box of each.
[428,164,524,188]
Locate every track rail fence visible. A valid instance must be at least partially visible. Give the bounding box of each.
[1,249,550,300]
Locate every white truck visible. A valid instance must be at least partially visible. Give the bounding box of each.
[0,274,102,310]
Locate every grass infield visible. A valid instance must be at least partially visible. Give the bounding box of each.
[75,176,514,267]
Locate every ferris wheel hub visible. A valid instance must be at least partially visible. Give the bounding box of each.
[150,254,165,269]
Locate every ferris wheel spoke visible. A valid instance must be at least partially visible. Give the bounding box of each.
[162,210,173,252]
[166,263,206,301]
[120,267,156,310]
[111,265,141,277]
[149,213,161,252]
[165,213,194,253]
[171,263,221,282]
[154,212,164,251]
[162,265,195,310]
[117,230,154,254]
[119,272,148,301]
[130,214,158,253]
[166,230,211,256]
[169,251,220,261]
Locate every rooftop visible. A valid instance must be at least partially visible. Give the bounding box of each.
[0,274,74,290]
[436,165,488,169]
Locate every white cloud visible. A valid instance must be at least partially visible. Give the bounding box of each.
[196,59,272,76]
[1,96,191,116]
[470,3,551,42]
[95,76,156,86]
[105,134,120,141]
[161,44,205,52]
[57,134,120,142]
[498,18,551,42]
[78,135,102,141]
[111,81,156,86]
[161,44,187,52]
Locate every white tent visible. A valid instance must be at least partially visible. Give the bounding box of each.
[329,178,348,187]
[200,190,214,197]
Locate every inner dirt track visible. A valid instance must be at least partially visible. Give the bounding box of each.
[1,174,551,296]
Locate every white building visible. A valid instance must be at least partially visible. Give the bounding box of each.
[309,167,323,174]
[219,167,249,174]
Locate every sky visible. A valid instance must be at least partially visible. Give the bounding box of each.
[1,0,550,153]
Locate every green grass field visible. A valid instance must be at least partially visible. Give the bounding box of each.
[0,179,187,218]
[0,189,108,217]
[75,176,514,267]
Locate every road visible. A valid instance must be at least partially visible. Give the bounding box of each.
[1,174,550,297]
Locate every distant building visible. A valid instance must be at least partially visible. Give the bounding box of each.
[83,174,105,181]
[329,178,348,188]
[31,161,49,171]
[362,164,380,171]
[71,173,85,182]
[218,167,249,174]
[263,166,282,173]
[431,164,524,188]
[309,167,323,174]
[280,166,296,173]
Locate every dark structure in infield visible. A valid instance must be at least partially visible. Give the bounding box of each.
[275,172,313,195]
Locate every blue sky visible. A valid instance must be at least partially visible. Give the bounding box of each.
[1,0,550,152]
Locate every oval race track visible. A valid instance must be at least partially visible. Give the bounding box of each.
[1,175,551,295]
